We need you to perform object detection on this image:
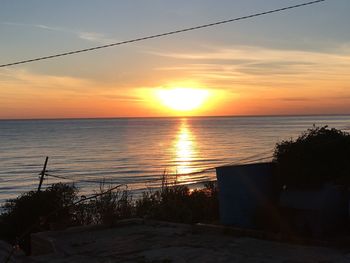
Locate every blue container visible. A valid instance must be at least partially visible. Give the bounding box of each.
[216,162,275,228]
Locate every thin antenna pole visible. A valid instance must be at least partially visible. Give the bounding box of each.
[37,156,49,192]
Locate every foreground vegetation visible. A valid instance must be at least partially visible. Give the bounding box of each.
[0,177,218,253]
[273,126,350,189]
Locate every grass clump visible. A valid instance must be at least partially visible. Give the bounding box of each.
[135,175,218,224]
[75,183,133,226]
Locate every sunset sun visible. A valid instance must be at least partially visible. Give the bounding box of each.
[156,88,210,111]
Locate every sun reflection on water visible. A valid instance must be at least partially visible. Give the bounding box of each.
[173,119,198,182]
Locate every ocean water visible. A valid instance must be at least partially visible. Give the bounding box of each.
[1,115,350,203]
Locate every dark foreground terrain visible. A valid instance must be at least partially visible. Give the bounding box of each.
[20,220,350,263]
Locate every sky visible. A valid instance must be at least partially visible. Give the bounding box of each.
[1,0,350,119]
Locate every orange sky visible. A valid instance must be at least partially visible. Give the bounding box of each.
[1,1,350,119]
[1,45,350,119]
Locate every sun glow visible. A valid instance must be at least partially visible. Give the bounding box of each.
[156,88,210,111]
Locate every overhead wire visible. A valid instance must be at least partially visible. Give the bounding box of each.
[44,148,274,187]
[45,129,347,188]
[0,0,326,68]
[45,173,119,184]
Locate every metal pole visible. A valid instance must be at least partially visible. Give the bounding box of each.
[38,156,49,192]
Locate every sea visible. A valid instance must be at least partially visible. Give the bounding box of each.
[1,115,350,204]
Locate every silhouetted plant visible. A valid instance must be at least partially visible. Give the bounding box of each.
[0,175,219,253]
[189,181,219,223]
[273,126,350,189]
[135,173,219,223]
[91,183,133,225]
[72,182,133,226]
[0,183,78,253]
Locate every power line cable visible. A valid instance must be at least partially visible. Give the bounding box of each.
[45,148,274,186]
[226,149,274,166]
[0,0,326,68]
[45,126,347,187]
[45,173,118,184]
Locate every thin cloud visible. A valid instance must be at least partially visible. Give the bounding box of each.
[1,21,118,45]
[0,68,93,93]
[1,21,68,32]
[102,94,145,102]
[151,45,350,84]
[78,32,120,45]
[34,24,66,32]
[148,45,350,64]
[279,97,313,102]
[0,69,146,104]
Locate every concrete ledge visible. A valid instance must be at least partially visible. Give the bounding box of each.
[194,223,339,247]
[31,218,146,256]
[30,218,350,257]
[31,234,56,256]
[0,240,25,262]
[29,219,350,262]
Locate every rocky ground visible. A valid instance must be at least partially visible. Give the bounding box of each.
[2,219,350,263]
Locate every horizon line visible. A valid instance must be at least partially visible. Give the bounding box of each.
[1,113,350,121]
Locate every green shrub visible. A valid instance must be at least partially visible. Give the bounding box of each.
[0,183,78,253]
[273,126,350,189]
